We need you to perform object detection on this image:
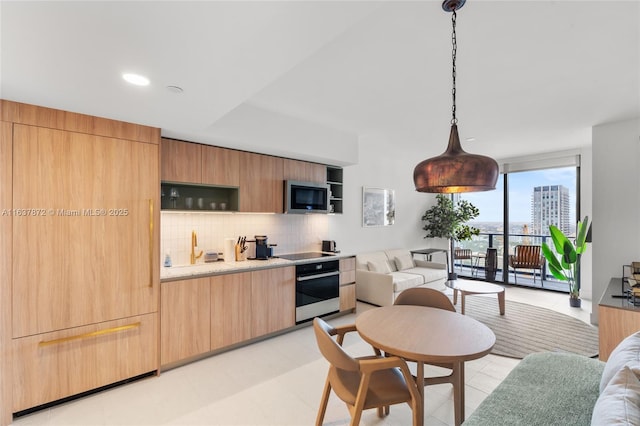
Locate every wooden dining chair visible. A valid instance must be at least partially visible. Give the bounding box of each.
[313,317,421,426]
[509,245,545,285]
[394,288,457,387]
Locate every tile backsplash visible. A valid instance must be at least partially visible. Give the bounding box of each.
[161,212,329,266]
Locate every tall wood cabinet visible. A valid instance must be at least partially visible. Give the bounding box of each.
[0,120,13,426]
[1,100,160,417]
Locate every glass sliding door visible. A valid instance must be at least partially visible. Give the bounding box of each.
[507,167,577,289]
[458,155,579,291]
[458,178,504,280]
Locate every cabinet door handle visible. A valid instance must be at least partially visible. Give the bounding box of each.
[149,198,154,288]
[39,322,141,347]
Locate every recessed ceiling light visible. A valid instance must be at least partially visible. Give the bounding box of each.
[465,137,476,142]
[122,73,150,86]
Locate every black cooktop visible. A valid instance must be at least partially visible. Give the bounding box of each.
[277,252,336,261]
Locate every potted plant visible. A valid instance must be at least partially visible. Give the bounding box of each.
[422,194,480,280]
[541,216,590,307]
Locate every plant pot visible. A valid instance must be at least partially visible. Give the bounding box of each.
[569,297,581,308]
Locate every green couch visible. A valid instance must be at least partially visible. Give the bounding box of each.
[464,352,604,426]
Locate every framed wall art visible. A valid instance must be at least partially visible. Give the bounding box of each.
[362,187,395,227]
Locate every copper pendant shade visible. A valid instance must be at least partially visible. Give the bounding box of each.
[413,124,498,193]
[413,0,499,194]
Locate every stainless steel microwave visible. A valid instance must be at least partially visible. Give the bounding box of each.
[284,180,330,214]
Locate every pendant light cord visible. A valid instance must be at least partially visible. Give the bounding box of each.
[451,10,458,125]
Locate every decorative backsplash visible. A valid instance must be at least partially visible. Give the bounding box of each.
[161,211,329,266]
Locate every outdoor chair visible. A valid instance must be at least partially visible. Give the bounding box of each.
[313,317,421,426]
[393,288,457,387]
[454,247,472,273]
[509,244,545,285]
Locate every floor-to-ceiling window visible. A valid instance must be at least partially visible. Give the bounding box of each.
[457,154,580,292]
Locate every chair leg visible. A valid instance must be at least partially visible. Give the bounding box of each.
[315,378,332,426]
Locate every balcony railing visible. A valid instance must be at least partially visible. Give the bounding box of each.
[453,232,572,293]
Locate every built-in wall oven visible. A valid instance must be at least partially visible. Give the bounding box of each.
[293,259,340,324]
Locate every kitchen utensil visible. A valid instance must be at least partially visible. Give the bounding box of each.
[185,197,193,209]
[197,197,204,209]
[210,202,217,210]
[220,202,227,210]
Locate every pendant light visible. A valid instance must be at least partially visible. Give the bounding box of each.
[413,0,498,193]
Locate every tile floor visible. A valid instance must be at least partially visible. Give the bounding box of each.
[12,287,593,426]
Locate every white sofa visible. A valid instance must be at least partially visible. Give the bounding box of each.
[355,249,448,306]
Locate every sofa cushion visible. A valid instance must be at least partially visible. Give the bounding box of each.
[601,331,640,393]
[404,266,447,285]
[367,260,391,274]
[592,365,640,425]
[356,251,396,272]
[389,271,424,293]
[394,253,415,271]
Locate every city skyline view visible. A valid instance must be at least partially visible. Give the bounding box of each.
[461,166,577,232]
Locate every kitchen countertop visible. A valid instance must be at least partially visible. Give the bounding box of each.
[160,252,351,282]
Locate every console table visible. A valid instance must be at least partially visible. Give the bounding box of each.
[598,277,640,361]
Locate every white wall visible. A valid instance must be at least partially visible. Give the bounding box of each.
[592,117,640,324]
[326,134,447,257]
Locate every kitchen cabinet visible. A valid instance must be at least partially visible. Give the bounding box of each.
[161,137,201,183]
[240,152,284,213]
[251,267,295,337]
[201,145,240,187]
[0,120,12,426]
[13,124,158,337]
[283,158,326,184]
[211,272,252,350]
[161,138,241,188]
[339,257,356,312]
[327,166,343,214]
[3,100,160,417]
[13,313,157,412]
[161,278,210,365]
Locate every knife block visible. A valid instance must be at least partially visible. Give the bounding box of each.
[235,244,246,261]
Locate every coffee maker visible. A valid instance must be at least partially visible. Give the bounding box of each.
[254,235,276,260]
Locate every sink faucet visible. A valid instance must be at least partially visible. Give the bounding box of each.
[190,230,203,264]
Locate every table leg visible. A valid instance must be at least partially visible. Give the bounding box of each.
[498,290,505,315]
[452,288,458,305]
[460,292,466,315]
[452,361,465,426]
[416,361,425,426]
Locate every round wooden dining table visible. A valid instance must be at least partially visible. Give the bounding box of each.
[356,305,495,426]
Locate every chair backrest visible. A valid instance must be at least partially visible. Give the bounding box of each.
[394,288,456,312]
[454,247,472,259]
[313,318,360,372]
[513,245,543,267]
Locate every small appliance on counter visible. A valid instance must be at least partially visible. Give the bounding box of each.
[253,235,277,260]
[322,240,339,253]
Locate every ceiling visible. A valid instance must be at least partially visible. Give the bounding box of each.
[2,1,638,166]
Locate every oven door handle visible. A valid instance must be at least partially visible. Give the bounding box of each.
[297,271,340,282]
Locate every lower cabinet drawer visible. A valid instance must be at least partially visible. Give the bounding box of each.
[13,313,158,412]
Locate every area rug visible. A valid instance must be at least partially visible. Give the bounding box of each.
[453,296,599,359]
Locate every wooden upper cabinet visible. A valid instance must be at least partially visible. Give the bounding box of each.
[201,145,240,187]
[12,125,159,337]
[161,138,201,183]
[239,152,283,213]
[283,159,326,184]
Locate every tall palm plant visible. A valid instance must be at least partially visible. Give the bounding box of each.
[541,216,589,307]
